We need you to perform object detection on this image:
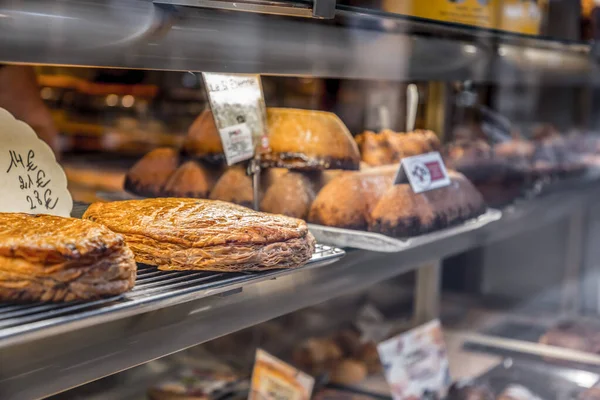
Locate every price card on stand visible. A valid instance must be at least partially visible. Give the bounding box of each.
[249,349,314,400]
[0,108,72,217]
[394,152,451,193]
[377,319,451,400]
[202,73,268,166]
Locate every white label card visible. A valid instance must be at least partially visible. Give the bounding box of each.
[0,108,72,217]
[218,123,254,166]
[394,152,451,193]
[202,73,268,166]
[377,319,451,400]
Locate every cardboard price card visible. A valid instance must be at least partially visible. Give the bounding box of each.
[249,349,314,400]
[394,152,451,193]
[377,319,451,400]
[202,73,268,165]
[0,108,72,217]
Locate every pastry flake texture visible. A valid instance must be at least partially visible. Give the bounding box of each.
[0,213,136,302]
[83,198,316,272]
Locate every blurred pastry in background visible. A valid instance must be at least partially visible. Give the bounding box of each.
[329,359,368,386]
[260,171,317,219]
[182,109,225,164]
[209,166,254,209]
[0,66,60,155]
[124,147,180,197]
[356,129,440,167]
[262,108,360,171]
[369,172,486,237]
[163,161,221,199]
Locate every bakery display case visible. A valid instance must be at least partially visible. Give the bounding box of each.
[3,1,600,399]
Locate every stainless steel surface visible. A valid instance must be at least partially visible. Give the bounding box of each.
[413,261,441,325]
[0,244,344,349]
[465,332,600,367]
[308,209,502,252]
[153,0,314,18]
[0,1,594,83]
[312,0,336,19]
[472,356,599,399]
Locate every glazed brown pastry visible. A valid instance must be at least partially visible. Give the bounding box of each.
[209,166,254,208]
[369,172,486,237]
[384,129,440,160]
[308,166,396,230]
[124,147,179,197]
[83,198,316,272]
[0,213,136,302]
[355,131,393,166]
[163,161,221,199]
[356,129,440,166]
[329,359,368,385]
[260,171,316,219]
[181,109,225,164]
[261,108,360,171]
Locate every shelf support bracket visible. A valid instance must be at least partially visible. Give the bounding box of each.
[413,261,441,326]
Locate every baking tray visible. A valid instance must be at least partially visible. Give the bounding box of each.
[308,209,502,252]
[472,358,600,400]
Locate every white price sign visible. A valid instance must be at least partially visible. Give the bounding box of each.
[0,108,72,217]
[394,152,451,193]
[202,73,268,165]
[377,319,451,400]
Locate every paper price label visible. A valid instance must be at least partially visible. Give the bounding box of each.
[202,73,268,165]
[394,152,451,194]
[377,319,451,400]
[218,123,254,165]
[250,349,314,400]
[0,108,72,217]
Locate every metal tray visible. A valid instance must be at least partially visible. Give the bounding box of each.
[0,243,344,348]
[308,209,502,252]
[473,358,599,400]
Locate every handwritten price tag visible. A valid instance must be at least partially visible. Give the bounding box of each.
[202,73,268,165]
[0,108,72,217]
[250,349,314,400]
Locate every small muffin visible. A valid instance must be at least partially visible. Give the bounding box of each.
[329,359,368,386]
[124,147,179,197]
[182,110,225,164]
[209,166,254,208]
[293,338,342,375]
[260,171,316,219]
[163,160,221,198]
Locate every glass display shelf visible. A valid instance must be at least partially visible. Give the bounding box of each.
[0,0,595,84]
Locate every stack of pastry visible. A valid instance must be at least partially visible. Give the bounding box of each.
[292,329,380,386]
[309,166,486,237]
[125,107,360,214]
[356,129,440,167]
[0,213,136,302]
[83,198,316,272]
